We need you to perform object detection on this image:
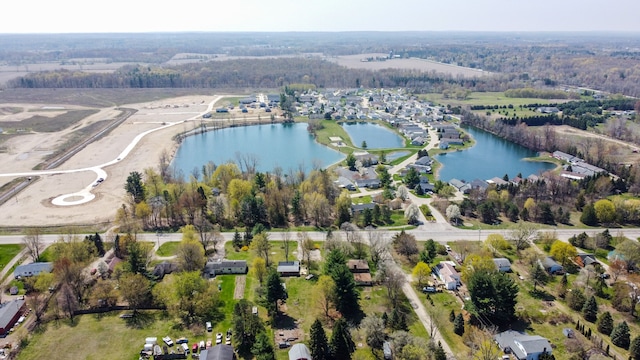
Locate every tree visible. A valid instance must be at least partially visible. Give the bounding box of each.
[594,199,616,225]
[361,315,386,350]
[393,230,419,257]
[508,222,538,254]
[550,241,578,268]
[119,273,151,313]
[368,229,387,267]
[346,153,356,171]
[468,270,518,325]
[530,263,548,291]
[232,300,264,350]
[597,311,614,335]
[453,313,465,335]
[251,332,275,360]
[377,262,406,308]
[330,318,355,359]
[315,275,336,320]
[361,140,367,149]
[396,185,409,201]
[324,250,361,320]
[421,239,437,263]
[23,228,44,262]
[412,262,432,287]
[251,233,272,266]
[582,295,598,322]
[566,288,586,311]
[446,204,461,225]
[580,204,598,226]
[630,335,640,360]
[485,234,510,254]
[611,321,631,349]
[404,167,420,187]
[125,171,146,203]
[125,241,151,275]
[609,259,627,281]
[176,225,206,272]
[309,319,330,360]
[252,257,267,285]
[265,270,286,317]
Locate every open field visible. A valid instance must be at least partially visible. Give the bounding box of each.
[422,91,573,107]
[0,244,22,269]
[329,53,490,78]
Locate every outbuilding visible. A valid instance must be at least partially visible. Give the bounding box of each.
[277,261,301,277]
[0,299,26,337]
[13,262,53,279]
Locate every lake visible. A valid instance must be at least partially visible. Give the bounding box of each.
[341,122,404,149]
[435,125,556,182]
[172,123,344,175]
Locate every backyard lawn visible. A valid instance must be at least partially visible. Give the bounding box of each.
[0,244,22,269]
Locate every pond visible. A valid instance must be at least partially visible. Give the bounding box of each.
[341,122,404,149]
[435,125,556,182]
[172,123,344,176]
[386,150,411,162]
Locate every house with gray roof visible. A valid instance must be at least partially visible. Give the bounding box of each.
[13,262,53,279]
[493,258,512,272]
[288,343,312,360]
[540,257,563,274]
[0,299,26,337]
[494,330,552,360]
[277,261,300,277]
[204,260,248,278]
[199,344,236,360]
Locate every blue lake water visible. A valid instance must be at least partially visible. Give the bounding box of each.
[341,122,404,149]
[386,150,411,162]
[172,123,344,175]
[435,125,556,182]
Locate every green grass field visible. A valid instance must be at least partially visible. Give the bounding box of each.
[423,92,571,108]
[0,244,22,269]
[156,241,180,257]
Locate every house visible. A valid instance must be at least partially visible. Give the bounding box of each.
[536,106,560,114]
[13,262,53,279]
[335,176,356,191]
[347,259,370,273]
[152,261,178,280]
[414,156,432,167]
[347,259,373,286]
[288,343,312,360]
[469,179,489,192]
[355,178,381,189]
[552,151,582,164]
[435,262,460,290]
[493,258,512,272]
[204,260,248,278]
[540,257,563,274]
[494,330,553,360]
[277,261,301,277]
[351,202,376,214]
[576,252,598,268]
[108,257,123,274]
[199,344,236,360]
[0,299,26,337]
[411,137,426,146]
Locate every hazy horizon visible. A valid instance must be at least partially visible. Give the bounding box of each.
[4,0,640,34]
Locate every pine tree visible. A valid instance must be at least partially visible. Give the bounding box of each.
[631,336,640,360]
[597,311,614,335]
[453,313,465,336]
[449,309,456,322]
[330,318,355,359]
[251,332,275,360]
[433,341,446,360]
[381,312,389,328]
[611,321,631,349]
[309,319,330,360]
[582,296,598,322]
[232,229,242,249]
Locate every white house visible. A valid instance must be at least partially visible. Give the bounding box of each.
[495,330,552,360]
[204,260,247,278]
[435,262,460,290]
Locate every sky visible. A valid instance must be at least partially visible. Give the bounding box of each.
[3,0,640,33]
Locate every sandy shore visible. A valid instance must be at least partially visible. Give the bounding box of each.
[0,95,219,227]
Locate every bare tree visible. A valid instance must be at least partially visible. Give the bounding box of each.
[23,227,44,262]
[367,229,388,266]
[341,222,361,256]
[376,262,406,307]
[283,229,292,262]
[508,222,539,254]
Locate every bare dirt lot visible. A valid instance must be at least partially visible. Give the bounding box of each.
[0,93,221,227]
[329,53,491,78]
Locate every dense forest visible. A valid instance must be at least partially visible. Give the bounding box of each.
[3,32,640,96]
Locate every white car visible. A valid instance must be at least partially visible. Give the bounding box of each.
[216,333,223,344]
[163,336,174,347]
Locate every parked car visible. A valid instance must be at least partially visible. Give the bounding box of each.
[278,342,291,349]
[206,321,212,332]
[199,341,205,350]
[206,340,212,348]
[176,337,189,344]
[181,343,190,354]
[422,286,437,293]
[216,333,223,344]
[163,336,174,347]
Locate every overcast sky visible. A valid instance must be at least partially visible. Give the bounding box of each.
[3,0,640,33]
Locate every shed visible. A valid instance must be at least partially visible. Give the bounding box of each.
[540,257,563,274]
[493,258,512,272]
[13,262,53,279]
[277,261,300,277]
[353,273,373,286]
[288,343,312,360]
[347,259,370,273]
[0,299,26,337]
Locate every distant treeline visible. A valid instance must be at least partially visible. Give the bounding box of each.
[8,58,483,91]
[504,88,580,99]
[497,114,599,130]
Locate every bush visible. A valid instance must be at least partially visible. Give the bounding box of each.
[241,246,249,251]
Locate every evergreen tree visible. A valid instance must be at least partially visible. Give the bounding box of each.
[630,335,640,360]
[265,270,286,317]
[468,270,518,324]
[582,295,598,322]
[330,318,355,359]
[453,313,465,335]
[251,332,275,360]
[309,319,330,360]
[381,312,389,328]
[611,321,631,349]
[125,171,146,203]
[324,250,361,320]
[433,341,446,360]
[580,204,598,226]
[449,309,456,322]
[232,229,242,249]
[597,311,614,335]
